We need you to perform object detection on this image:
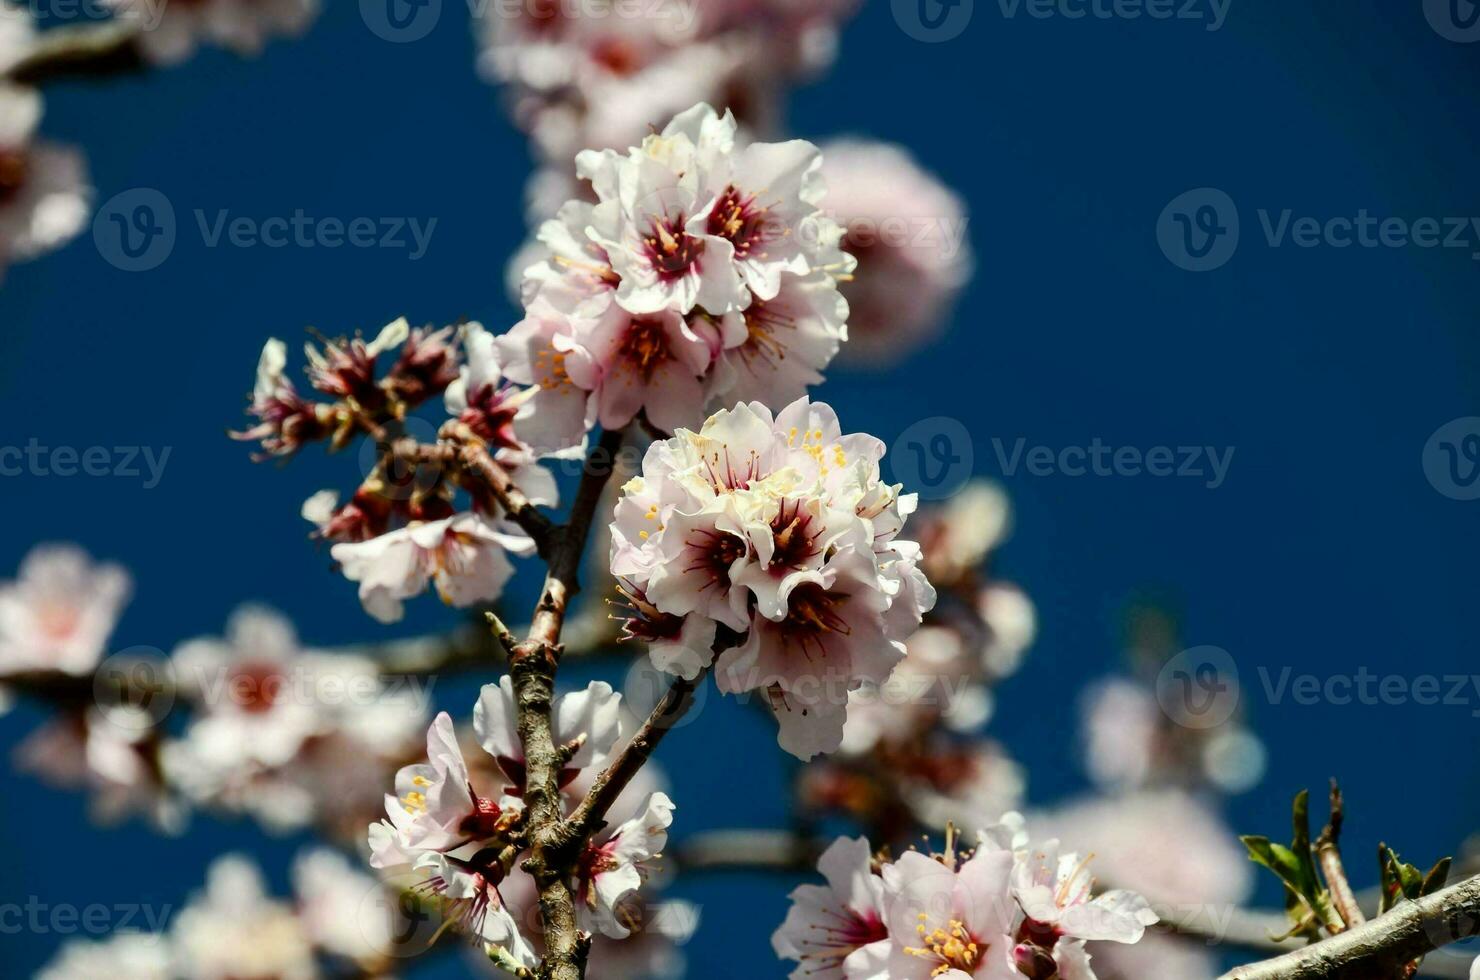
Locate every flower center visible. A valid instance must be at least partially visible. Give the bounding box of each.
[534,346,573,391]
[683,527,747,592]
[34,599,80,641]
[737,301,794,368]
[767,499,821,570]
[783,583,849,637]
[798,908,890,967]
[0,150,27,207]
[615,318,673,379]
[642,215,704,281]
[905,916,983,976]
[706,185,773,259]
[229,660,285,714]
[401,774,432,813]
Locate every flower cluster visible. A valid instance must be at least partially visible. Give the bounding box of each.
[476,0,858,218]
[0,69,91,284]
[500,103,853,452]
[36,850,403,980]
[608,397,933,759]
[774,817,1158,980]
[236,319,557,623]
[367,680,690,969]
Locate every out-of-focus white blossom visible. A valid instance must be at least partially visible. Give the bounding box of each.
[0,86,91,281]
[36,932,171,980]
[171,855,319,980]
[102,0,319,65]
[819,138,971,365]
[0,543,130,676]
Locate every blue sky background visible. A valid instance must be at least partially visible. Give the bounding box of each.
[4,0,1480,975]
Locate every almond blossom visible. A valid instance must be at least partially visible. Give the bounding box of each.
[330,512,536,624]
[0,85,91,282]
[575,791,675,939]
[608,397,934,759]
[819,138,972,365]
[499,104,852,451]
[0,543,131,676]
[775,817,1160,980]
[35,933,171,980]
[474,675,624,793]
[772,835,890,980]
[171,855,319,980]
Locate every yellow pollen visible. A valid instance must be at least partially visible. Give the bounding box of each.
[402,791,428,814]
[903,918,980,975]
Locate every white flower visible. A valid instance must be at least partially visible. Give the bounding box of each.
[292,847,398,966]
[415,850,538,966]
[772,836,890,980]
[503,104,852,445]
[0,543,130,676]
[102,0,319,65]
[474,676,624,787]
[330,512,536,623]
[576,791,675,939]
[708,271,848,410]
[818,138,972,364]
[1011,840,1158,944]
[0,85,91,279]
[609,398,932,758]
[372,711,507,859]
[16,706,185,834]
[0,5,35,76]
[35,932,171,980]
[881,848,1018,980]
[171,855,318,980]
[169,606,324,770]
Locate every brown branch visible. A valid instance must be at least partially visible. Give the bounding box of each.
[563,666,709,842]
[1220,874,1480,980]
[387,434,558,554]
[507,427,625,980]
[1317,781,1366,933]
[5,23,145,86]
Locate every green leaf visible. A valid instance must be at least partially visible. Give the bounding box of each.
[1421,857,1452,897]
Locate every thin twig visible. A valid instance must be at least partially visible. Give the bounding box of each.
[1317,780,1366,933]
[5,22,145,86]
[1220,874,1480,979]
[563,666,710,841]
